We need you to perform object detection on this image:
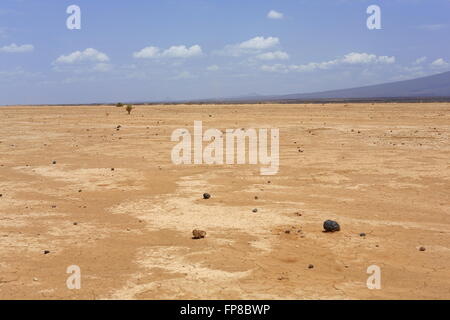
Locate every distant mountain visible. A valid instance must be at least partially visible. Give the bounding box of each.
[274,71,450,100]
[213,71,450,102]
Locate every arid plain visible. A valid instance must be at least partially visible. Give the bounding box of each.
[0,103,449,299]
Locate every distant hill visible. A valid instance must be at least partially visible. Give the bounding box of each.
[206,71,450,103]
[273,71,450,101]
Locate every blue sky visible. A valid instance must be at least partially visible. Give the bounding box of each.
[0,0,449,105]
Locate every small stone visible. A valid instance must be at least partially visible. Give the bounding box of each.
[78,189,82,193]
[419,247,426,252]
[308,264,314,269]
[111,168,115,171]
[52,161,56,165]
[254,196,258,200]
[33,277,38,282]
[73,222,78,226]
[285,230,291,234]
[252,208,258,213]
[43,250,50,255]
[192,229,206,239]
[203,193,211,200]
[323,220,340,232]
[359,233,366,237]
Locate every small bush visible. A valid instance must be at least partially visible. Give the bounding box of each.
[126,104,133,115]
[116,103,123,108]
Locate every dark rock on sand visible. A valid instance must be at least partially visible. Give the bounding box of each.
[323,220,340,232]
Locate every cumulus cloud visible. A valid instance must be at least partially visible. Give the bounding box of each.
[256,51,289,60]
[414,56,427,65]
[430,58,449,68]
[54,48,109,64]
[267,10,284,20]
[261,52,396,73]
[0,43,34,53]
[133,45,202,59]
[341,52,395,64]
[133,46,160,59]
[239,36,279,50]
[218,36,280,57]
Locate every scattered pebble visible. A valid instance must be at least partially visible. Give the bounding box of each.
[203,193,211,200]
[43,250,50,255]
[419,246,426,252]
[359,233,366,237]
[52,161,56,165]
[308,264,314,269]
[192,229,206,239]
[252,208,258,213]
[33,277,38,282]
[323,220,340,232]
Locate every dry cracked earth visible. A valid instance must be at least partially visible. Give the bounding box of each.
[0,103,449,299]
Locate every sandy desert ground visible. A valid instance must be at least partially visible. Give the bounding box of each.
[0,103,449,300]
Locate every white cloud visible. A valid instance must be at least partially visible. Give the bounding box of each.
[430,58,449,68]
[133,46,160,59]
[54,48,109,64]
[0,43,34,53]
[261,52,396,73]
[239,36,279,50]
[256,51,289,60]
[267,10,284,20]
[93,63,113,72]
[133,45,202,59]
[218,36,280,57]
[342,52,395,64]
[163,45,202,58]
[207,65,220,71]
[414,56,427,65]
[260,64,288,73]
